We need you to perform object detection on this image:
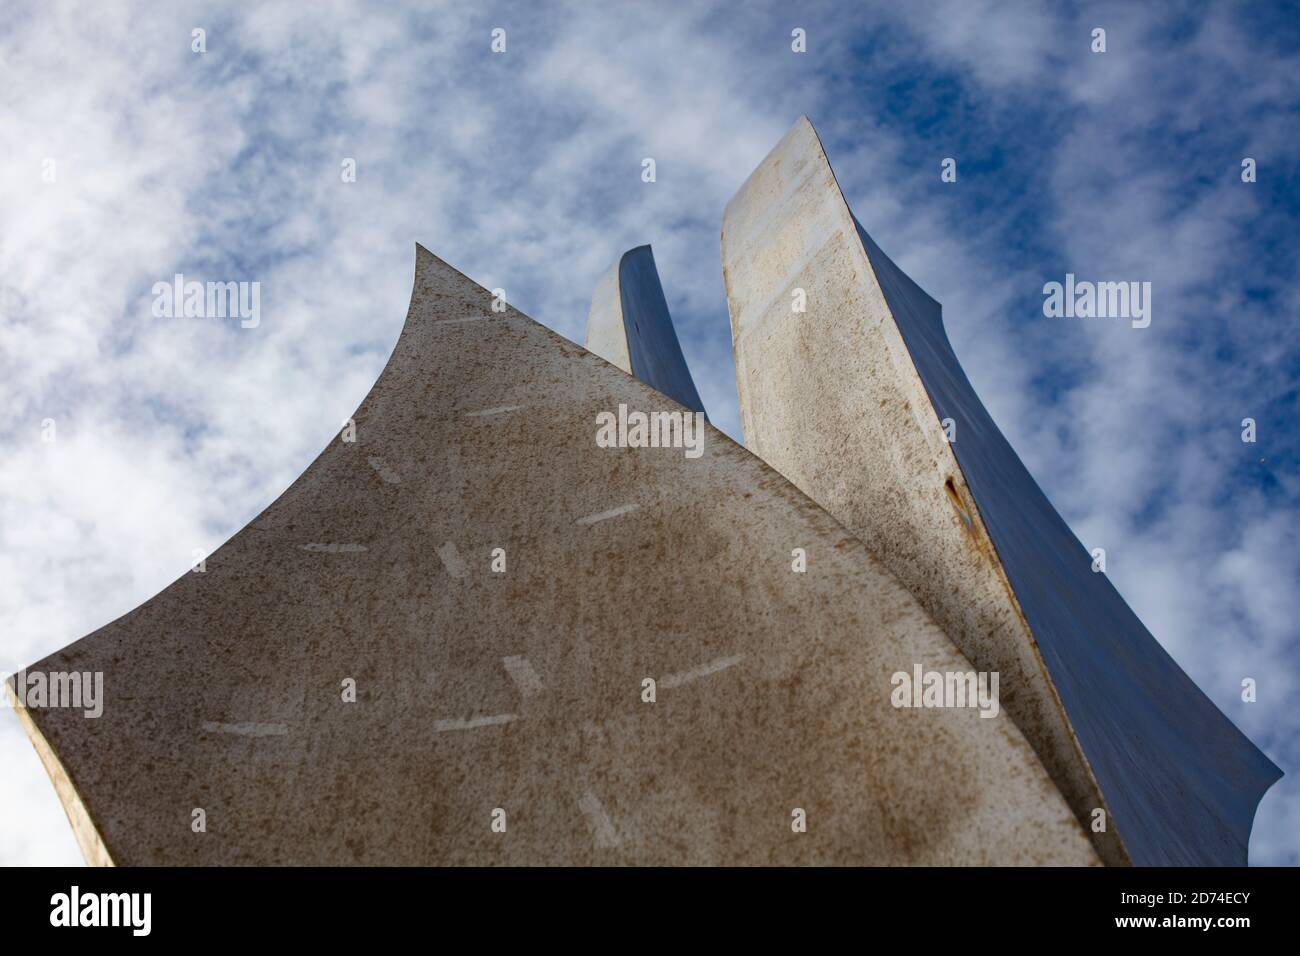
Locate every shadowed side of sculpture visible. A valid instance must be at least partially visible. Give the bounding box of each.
[11,244,1096,866]
[721,115,1282,867]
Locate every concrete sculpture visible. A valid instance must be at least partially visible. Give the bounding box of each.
[720,116,1281,866]
[9,246,1096,866]
[586,245,707,416]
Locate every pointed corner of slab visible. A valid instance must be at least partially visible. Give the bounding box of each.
[412,240,443,288]
[624,243,653,264]
[7,682,115,867]
[1243,760,1285,864]
[585,247,634,374]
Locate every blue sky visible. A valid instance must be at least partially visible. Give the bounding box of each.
[1,0,1296,865]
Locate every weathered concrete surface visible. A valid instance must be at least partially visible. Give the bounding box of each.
[12,245,1097,866]
[585,245,707,416]
[721,116,1282,867]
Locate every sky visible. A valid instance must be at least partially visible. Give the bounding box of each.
[1,0,1297,865]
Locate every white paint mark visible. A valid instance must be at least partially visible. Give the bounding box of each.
[202,721,288,737]
[437,541,467,578]
[300,543,367,553]
[503,656,543,696]
[367,456,400,484]
[660,654,744,689]
[578,789,620,848]
[576,503,639,526]
[466,404,526,418]
[434,713,517,732]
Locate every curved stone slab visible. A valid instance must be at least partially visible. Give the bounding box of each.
[585,245,707,416]
[721,116,1281,866]
[10,245,1095,866]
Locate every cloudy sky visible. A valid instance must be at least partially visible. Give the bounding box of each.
[2,1,1296,865]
